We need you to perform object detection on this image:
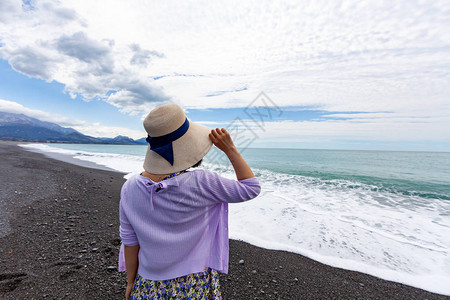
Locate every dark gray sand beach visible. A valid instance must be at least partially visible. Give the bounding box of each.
[0,142,448,299]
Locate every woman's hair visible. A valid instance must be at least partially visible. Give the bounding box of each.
[181,160,202,172]
[190,159,202,169]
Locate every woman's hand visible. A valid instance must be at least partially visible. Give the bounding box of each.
[209,128,236,155]
[209,128,255,180]
[125,282,134,300]
[124,244,139,299]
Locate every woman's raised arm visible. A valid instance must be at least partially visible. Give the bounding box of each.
[209,128,255,180]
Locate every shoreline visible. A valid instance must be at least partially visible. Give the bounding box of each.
[0,142,448,299]
[16,142,119,173]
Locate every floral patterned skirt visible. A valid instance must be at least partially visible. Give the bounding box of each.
[130,268,222,299]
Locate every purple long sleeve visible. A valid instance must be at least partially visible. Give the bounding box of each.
[118,169,260,280]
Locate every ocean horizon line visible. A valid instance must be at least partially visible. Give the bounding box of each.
[4,140,450,154]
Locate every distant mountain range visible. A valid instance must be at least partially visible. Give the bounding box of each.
[0,111,147,145]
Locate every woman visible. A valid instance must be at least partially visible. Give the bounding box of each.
[119,104,260,299]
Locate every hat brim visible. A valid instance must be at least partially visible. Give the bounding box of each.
[143,121,213,174]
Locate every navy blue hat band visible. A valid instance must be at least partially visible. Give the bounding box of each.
[146,118,189,165]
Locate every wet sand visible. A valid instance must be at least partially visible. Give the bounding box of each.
[0,142,447,299]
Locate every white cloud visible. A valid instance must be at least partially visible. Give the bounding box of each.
[0,0,21,23]
[0,99,144,139]
[71,124,144,140]
[0,98,84,126]
[130,44,164,67]
[224,115,450,150]
[0,0,449,143]
[258,117,450,142]
[195,121,229,126]
[0,0,169,109]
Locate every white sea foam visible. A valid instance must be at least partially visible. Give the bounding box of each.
[20,143,450,295]
[21,143,144,178]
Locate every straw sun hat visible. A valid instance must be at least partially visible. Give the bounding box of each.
[143,104,213,174]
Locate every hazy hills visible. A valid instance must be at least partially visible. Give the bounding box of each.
[0,111,146,145]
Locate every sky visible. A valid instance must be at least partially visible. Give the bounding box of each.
[0,0,449,151]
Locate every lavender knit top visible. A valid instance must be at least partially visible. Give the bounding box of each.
[119,169,261,280]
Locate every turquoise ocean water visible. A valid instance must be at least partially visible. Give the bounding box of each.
[38,143,450,200]
[22,143,450,295]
